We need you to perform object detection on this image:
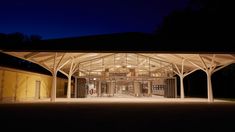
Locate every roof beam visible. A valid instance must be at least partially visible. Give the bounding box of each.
[137,53,170,64]
[56,53,66,69]
[184,68,199,77]
[59,69,68,77]
[187,59,205,72]
[39,55,60,63]
[24,52,40,59]
[199,55,208,70]
[174,64,181,74]
[172,54,184,60]
[200,55,220,65]
[58,59,71,70]
[30,58,53,73]
[79,53,115,64]
[213,61,235,73]
[152,64,172,73]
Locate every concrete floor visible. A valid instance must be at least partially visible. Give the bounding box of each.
[4,96,230,103]
[1,97,235,131]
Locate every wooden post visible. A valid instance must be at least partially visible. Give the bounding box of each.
[51,72,57,102]
[207,72,213,102]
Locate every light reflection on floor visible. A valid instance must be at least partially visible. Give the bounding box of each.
[3,95,232,103]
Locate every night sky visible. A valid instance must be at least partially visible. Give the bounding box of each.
[0,0,190,39]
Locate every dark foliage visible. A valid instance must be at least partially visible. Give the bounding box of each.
[0,32,42,49]
[154,0,235,52]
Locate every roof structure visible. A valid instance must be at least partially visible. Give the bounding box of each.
[3,52,235,75]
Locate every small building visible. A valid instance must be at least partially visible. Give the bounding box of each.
[0,66,67,102]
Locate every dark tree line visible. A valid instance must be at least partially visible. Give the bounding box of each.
[0,32,43,51]
[154,0,235,51]
[0,32,42,44]
[156,0,235,40]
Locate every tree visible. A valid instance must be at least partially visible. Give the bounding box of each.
[0,32,42,49]
[155,0,235,42]
[30,35,42,42]
[7,32,26,43]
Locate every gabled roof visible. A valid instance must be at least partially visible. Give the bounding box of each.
[2,52,235,77]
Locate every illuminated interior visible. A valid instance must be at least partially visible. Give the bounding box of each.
[2,52,235,102]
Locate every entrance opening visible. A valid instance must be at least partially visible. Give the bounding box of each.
[74,53,177,98]
[35,80,41,99]
[83,77,176,98]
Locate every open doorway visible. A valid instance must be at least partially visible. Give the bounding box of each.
[35,80,41,99]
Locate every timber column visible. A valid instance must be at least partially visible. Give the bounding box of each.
[147,81,152,96]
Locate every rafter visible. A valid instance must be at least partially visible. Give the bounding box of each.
[24,52,40,59]
[174,64,181,75]
[79,53,115,64]
[137,53,170,64]
[198,55,208,70]
[39,54,62,63]
[213,61,235,73]
[187,59,205,72]
[200,55,220,66]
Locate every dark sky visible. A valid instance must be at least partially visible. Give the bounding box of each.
[0,0,190,39]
